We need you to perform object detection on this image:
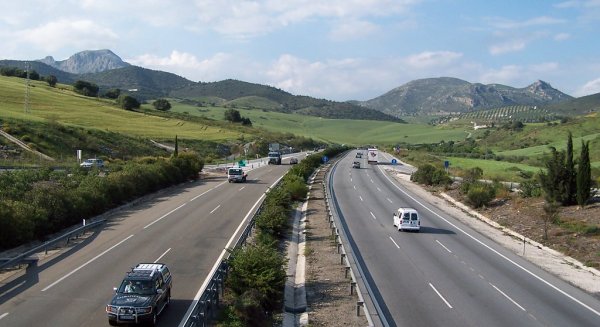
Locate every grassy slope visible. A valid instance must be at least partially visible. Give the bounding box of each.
[168,100,469,145]
[0,77,241,141]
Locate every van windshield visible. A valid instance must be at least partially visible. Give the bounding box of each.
[229,169,242,175]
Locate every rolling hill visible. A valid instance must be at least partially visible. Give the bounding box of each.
[359,77,573,117]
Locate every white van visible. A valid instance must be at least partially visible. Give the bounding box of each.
[393,207,420,232]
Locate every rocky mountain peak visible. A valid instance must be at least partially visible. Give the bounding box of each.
[36,49,130,74]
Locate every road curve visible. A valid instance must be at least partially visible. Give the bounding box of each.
[331,150,600,327]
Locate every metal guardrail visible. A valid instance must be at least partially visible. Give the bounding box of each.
[181,179,282,327]
[325,158,388,327]
[0,219,106,271]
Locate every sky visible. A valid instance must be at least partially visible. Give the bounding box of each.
[1,0,600,101]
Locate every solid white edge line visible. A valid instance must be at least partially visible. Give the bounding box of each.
[387,198,393,203]
[210,204,221,214]
[370,212,377,220]
[42,235,134,292]
[155,248,171,263]
[490,283,526,311]
[144,203,186,229]
[178,175,284,327]
[378,165,600,317]
[389,237,400,249]
[0,313,8,320]
[429,283,453,309]
[435,240,452,253]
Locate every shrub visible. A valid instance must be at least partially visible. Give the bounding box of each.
[255,203,289,237]
[226,244,286,311]
[466,182,496,208]
[283,174,308,201]
[520,180,542,198]
[411,164,452,186]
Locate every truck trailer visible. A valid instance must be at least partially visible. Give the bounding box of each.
[367,148,378,164]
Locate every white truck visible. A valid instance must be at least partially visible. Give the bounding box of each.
[367,148,378,164]
[227,167,247,183]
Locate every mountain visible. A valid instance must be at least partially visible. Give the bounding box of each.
[38,49,130,74]
[544,92,600,116]
[0,60,76,84]
[171,79,404,122]
[359,77,573,117]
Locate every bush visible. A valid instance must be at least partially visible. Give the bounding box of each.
[282,174,308,201]
[226,244,286,311]
[466,182,496,208]
[411,164,451,186]
[520,180,542,198]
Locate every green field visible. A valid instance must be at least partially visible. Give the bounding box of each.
[443,157,542,182]
[0,77,241,141]
[169,100,470,145]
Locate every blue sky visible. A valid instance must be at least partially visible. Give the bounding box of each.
[1,0,600,101]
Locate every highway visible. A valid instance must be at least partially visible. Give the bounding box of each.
[332,150,600,327]
[0,157,298,326]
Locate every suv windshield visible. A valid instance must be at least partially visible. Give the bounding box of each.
[118,279,154,295]
[229,169,242,175]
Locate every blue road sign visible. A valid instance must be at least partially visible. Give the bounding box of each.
[322,156,329,163]
[444,160,449,169]
[391,159,397,165]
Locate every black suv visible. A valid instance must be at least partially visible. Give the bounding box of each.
[106,263,172,326]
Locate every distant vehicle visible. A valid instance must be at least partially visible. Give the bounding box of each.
[393,207,420,232]
[356,152,363,158]
[106,263,172,326]
[367,148,378,164]
[80,158,104,168]
[268,151,282,165]
[227,167,247,183]
[352,161,361,169]
[289,157,298,164]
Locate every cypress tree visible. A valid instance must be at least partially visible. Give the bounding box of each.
[577,141,591,207]
[539,147,567,204]
[565,131,577,205]
[174,135,179,157]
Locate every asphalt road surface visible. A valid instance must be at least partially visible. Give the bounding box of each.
[0,158,298,326]
[332,150,600,327]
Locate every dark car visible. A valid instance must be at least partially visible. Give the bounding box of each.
[106,263,172,326]
[352,161,361,169]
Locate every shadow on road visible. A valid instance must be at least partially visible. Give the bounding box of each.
[415,226,456,234]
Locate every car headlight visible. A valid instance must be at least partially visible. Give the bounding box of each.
[106,305,117,313]
[136,306,152,314]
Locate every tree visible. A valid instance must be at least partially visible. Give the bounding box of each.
[103,88,121,99]
[542,201,558,240]
[539,147,568,204]
[28,70,40,81]
[224,108,242,122]
[565,132,577,205]
[116,94,140,110]
[173,135,179,157]
[577,140,592,207]
[45,75,57,87]
[241,117,252,126]
[153,98,172,111]
[73,80,99,97]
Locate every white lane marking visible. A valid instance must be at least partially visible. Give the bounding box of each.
[370,212,377,220]
[155,248,171,262]
[359,195,364,202]
[42,235,134,291]
[0,313,8,320]
[389,237,400,249]
[429,283,453,309]
[377,187,381,192]
[210,204,221,214]
[353,185,356,190]
[370,179,374,183]
[178,176,284,327]
[490,283,526,311]
[144,203,186,229]
[239,186,245,191]
[386,198,393,203]
[436,240,452,253]
[350,178,353,182]
[378,166,600,317]
[191,182,225,201]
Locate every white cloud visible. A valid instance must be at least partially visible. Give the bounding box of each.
[489,39,527,55]
[554,32,571,41]
[574,77,600,96]
[16,19,118,52]
[329,20,379,40]
[487,16,566,29]
[405,51,463,68]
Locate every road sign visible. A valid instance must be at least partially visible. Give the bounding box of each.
[391,159,397,165]
[444,160,449,170]
[238,160,246,167]
[322,156,329,163]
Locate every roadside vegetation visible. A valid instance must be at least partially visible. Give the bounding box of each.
[0,153,203,250]
[218,146,347,326]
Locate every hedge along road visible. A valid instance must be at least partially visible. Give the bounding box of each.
[0,161,293,326]
[331,150,600,327]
